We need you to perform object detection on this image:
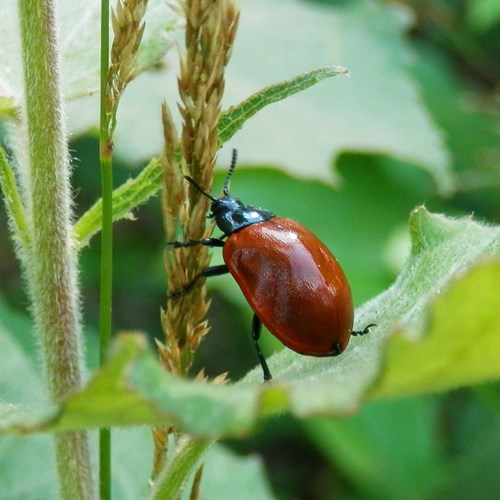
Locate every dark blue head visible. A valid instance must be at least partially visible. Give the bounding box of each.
[185,150,275,236]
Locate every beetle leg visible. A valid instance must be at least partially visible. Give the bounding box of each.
[252,314,272,382]
[168,237,225,249]
[167,264,229,299]
[352,323,376,336]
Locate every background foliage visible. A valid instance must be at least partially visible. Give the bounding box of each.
[1,0,499,498]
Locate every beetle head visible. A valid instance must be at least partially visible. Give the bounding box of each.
[184,149,274,236]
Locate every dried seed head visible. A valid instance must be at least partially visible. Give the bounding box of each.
[154,0,240,480]
[106,0,149,137]
[160,0,240,379]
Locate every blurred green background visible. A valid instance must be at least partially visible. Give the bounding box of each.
[1,0,499,498]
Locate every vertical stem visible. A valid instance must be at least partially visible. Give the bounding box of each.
[17,0,93,498]
[149,438,212,500]
[99,0,113,499]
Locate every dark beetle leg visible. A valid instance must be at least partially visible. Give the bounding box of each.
[166,237,227,298]
[168,238,225,249]
[252,314,272,382]
[352,323,376,336]
[167,265,229,299]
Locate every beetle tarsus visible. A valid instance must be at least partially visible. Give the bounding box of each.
[352,323,376,336]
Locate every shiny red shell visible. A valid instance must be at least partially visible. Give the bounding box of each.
[222,217,354,355]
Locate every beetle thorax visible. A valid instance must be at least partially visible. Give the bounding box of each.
[211,196,274,236]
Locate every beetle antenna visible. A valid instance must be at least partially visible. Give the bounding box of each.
[223,148,238,195]
[184,176,218,202]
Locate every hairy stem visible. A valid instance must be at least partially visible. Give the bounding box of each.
[17,0,93,497]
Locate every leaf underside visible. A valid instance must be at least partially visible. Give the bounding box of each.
[1,208,499,438]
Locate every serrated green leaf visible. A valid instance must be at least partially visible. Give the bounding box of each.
[217,66,348,143]
[0,300,156,497]
[74,157,163,246]
[0,332,282,435]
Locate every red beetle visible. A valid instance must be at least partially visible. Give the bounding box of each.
[169,150,373,381]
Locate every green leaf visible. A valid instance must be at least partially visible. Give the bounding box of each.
[412,42,500,175]
[0,299,58,498]
[7,333,275,435]
[68,0,451,192]
[0,433,58,499]
[224,0,451,191]
[2,210,500,439]
[466,0,500,32]
[372,259,500,398]
[217,66,348,143]
[367,208,500,398]
[74,156,163,247]
[0,0,177,112]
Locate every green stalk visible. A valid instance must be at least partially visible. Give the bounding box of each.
[149,438,212,500]
[0,147,30,250]
[17,0,93,498]
[99,0,113,498]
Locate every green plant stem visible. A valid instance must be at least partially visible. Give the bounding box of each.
[17,0,93,498]
[99,0,112,499]
[0,147,30,250]
[149,438,212,500]
[99,154,113,500]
